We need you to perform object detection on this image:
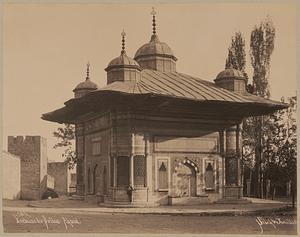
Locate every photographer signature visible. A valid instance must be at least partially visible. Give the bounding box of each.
[255,216,296,233]
[14,211,81,230]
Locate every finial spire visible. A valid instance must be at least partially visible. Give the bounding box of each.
[121,29,126,54]
[151,7,156,35]
[86,62,90,80]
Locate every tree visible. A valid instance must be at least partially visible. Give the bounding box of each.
[53,124,77,169]
[250,16,275,99]
[248,16,276,198]
[264,96,297,207]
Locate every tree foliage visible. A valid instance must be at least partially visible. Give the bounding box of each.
[53,124,77,169]
[264,96,297,205]
[250,17,275,99]
[225,31,248,82]
[225,31,246,72]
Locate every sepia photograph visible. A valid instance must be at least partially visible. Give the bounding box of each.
[1,1,298,235]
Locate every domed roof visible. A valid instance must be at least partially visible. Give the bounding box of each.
[73,63,98,92]
[134,34,177,61]
[106,50,141,71]
[74,78,98,91]
[216,68,245,80]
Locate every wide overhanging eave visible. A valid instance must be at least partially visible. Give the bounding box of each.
[41,91,288,124]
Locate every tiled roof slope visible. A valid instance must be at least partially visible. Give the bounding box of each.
[42,69,287,123]
[94,69,283,106]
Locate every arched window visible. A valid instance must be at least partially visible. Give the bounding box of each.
[158,160,168,190]
[205,162,214,190]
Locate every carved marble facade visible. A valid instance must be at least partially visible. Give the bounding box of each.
[74,111,243,205]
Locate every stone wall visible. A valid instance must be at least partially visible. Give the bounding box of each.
[132,119,225,204]
[2,151,21,199]
[47,162,70,195]
[47,174,55,190]
[69,173,77,193]
[75,111,241,204]
[8,136,48,200]
[85,129,110,195]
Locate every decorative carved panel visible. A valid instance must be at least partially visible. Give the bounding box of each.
[85,115,109,133]
[134,155,145,186]
[133,133,145,155]
[225,157,237,185]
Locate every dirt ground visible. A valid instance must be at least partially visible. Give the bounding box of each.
[3,210,297,234]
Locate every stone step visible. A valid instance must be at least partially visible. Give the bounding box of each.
[169,196,210,205]
[214,198,252,204]
[68,194,84,201]
[99,201,159,208]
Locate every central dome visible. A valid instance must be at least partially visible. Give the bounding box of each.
[134,34,177,61]
[134,9,177,72]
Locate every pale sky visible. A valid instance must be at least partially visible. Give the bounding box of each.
[2,2,297,161]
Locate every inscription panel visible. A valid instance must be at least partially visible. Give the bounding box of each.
[154,136,219,153]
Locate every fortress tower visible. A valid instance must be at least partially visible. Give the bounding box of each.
[8,136,48,200]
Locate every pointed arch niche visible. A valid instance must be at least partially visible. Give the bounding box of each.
[174,158,200,197]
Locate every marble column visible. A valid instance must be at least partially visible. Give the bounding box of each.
[223,124,243,199]
[225,125,238,186]
[75,124,85,195]
[130,154,134,187]
[219,130,226,197]
[113,156,117,187]
[130,133,135,187]
[236,123,243,187]
[144,134,149,188]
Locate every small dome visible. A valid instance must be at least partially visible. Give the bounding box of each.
[73,63,98,98]
[216,68,245,80]
[134,35,177,61]
[214,68,246,94]
[105,51,141,71]
[73,79,98,91]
